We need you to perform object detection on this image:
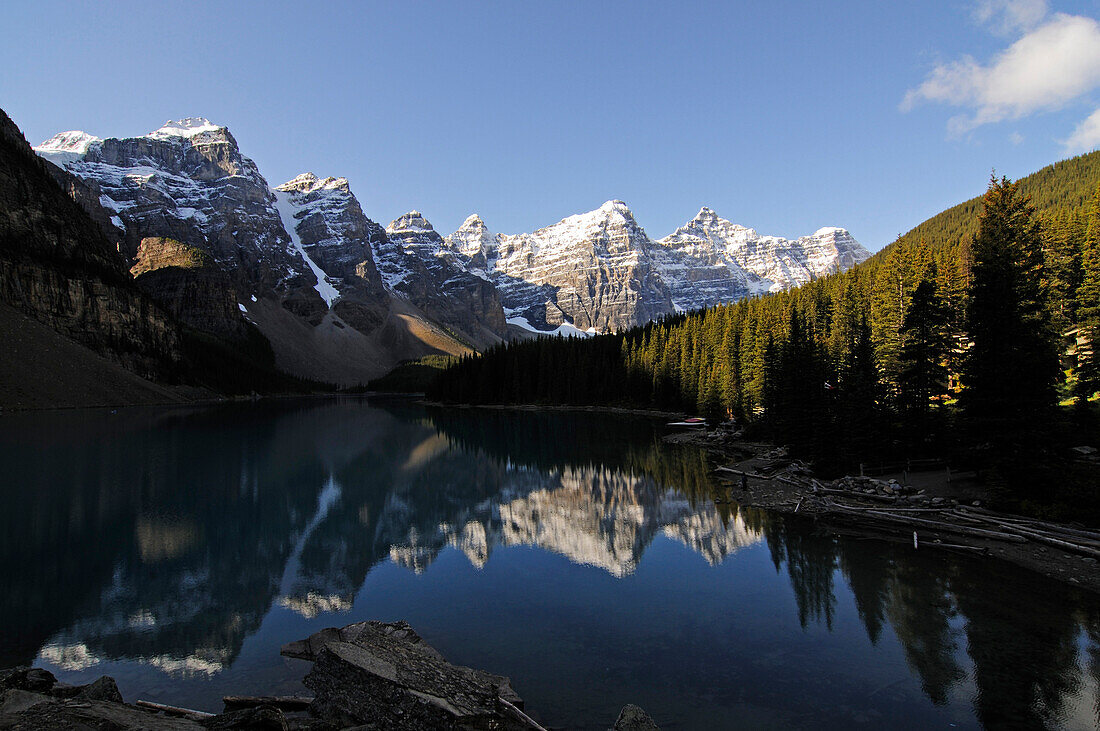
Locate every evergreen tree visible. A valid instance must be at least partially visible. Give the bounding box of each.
[897,278,950,448]
[834,314,882,467]
[960,175,1062,487]
[1075,181,1100,405]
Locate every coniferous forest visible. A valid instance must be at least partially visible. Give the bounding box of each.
[430,153,1100,513]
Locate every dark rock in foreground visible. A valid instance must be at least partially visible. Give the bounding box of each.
[283,620,530,730]
[2,621,656,729]
[612,703,660,730]
[0,667,201,729]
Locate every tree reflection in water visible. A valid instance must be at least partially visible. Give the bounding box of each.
[0,400,1096,727]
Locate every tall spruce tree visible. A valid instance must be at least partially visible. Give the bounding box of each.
[1075,181,1100,405]
[897,278,950,448]
[960,175,1061,485]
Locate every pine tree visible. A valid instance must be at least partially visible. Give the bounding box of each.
[897,278,950,448]
[1075,181,1100,405]
[960,175,1062,487]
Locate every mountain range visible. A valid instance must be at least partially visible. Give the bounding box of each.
[2,110,869,398]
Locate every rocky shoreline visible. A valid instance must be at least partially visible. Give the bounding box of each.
[0,621,659,731]
[664,426,1100,595]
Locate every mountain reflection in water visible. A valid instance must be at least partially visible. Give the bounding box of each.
[0,400,1097,729]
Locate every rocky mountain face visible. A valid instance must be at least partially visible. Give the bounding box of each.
[35,119,483,385]
[445,200,674,332]
[444,203,871,330]
[657,207,869,307]
[36,118,306,298]
[28,112,868,387]
[129,236,249,341]
[378,211,506,348]
[0,109,181,381]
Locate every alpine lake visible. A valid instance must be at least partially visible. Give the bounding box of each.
[1,398,1097,730]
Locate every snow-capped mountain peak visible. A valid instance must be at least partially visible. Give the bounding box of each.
[146,117,224,141]
[461,213,487,229]
[692,205,719,222]
[447,214,497,260]
[33,131,102,165]
[35,130,101,154]
[276,172,349,195]
[656,208,870,296]
[387,211,436,236]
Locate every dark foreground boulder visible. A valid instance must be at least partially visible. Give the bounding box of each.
[0,667,201,730]
[282,620,530,730]
[3,622,650,729]
[612,703,660,730]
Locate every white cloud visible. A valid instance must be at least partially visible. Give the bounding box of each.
[901,13,1100,136]
[974,0,1049,34]
[1009,131,1025,145]
[1063,107,1100,152]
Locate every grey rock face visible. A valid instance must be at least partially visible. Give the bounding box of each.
[130,237,250,342]
[32,115,869,362]
[381,211,506,347]
[273,173,387,301]
[38,119,313,301]
[444,201,869,333]
[273,173,392,335]
[1,110,182,381]
[446,200,674,332]
[34,120,482,384]
[612,704,660,730]
[283,621,527,730]
[656,207,871,302]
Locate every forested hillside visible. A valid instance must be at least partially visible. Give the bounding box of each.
[431,152,1100,496]
[879,151,1100,264]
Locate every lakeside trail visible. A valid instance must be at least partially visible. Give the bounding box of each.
[664,427,1100,596]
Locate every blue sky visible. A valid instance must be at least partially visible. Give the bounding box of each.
[4,1,1100,251]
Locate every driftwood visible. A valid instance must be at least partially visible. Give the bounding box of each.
[950,511,1100,557]
[956,508,1100,542]
[924,541,988,553]
[824,503,950,513]
[500,698,549,731]
[222,695,312,711]
[997,524,1100,559]
[816,486,899,504]
[829,506,1029,543]
[715,467,773,480]
[135,700,214,721]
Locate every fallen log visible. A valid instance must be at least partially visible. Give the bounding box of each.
[823,503,950,513]
[715,467,773,480]
[831,507,1029,543]
[954,509,1100,542]
[815,486,899,504]
[222,695,312,712]
[500,697,549,731]
[997,525,1100,558]
[953,512,1100,550]
[926,542,988,553]
[135,700,214,721]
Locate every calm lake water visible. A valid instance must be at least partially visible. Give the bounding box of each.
[0,399,1097,729]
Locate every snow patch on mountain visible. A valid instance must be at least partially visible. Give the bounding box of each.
[272,190,340,307]
[506,316,595,337]
[146,117,224,140]
[34,130,102,165]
